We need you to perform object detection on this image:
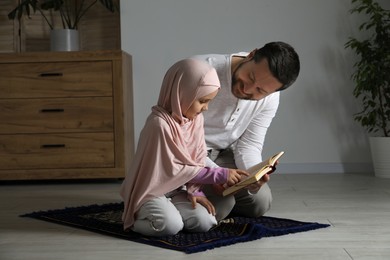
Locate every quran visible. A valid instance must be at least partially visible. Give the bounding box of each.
[222,151,284,196]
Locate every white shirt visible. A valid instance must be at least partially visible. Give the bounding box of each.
[192,53,280,170]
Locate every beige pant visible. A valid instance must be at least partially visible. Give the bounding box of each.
[204,149,273,220]
[132,191,217,237]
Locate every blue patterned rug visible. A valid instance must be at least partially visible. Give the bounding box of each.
[21,202,330,254]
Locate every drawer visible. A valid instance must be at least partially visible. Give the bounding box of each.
[0,97,113,134]
[0,133,114,169]
[0,61,113,98]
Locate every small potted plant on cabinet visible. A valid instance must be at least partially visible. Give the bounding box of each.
[8,0,118,51]
[345,0,389,177]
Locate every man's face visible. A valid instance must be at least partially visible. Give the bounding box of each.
[232,58,283,100]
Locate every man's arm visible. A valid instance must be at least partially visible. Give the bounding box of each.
[234,92,280,170]
[205,156,219,168]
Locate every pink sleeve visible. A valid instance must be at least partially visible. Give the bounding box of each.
[190,167,228,184]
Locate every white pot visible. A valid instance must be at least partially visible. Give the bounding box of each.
[369,136,390,178]
[50,29,80,52]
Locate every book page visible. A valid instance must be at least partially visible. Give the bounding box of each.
[246,151,285,175]
[222,151,284,196]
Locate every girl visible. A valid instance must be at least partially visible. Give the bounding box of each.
[120,59,247,236]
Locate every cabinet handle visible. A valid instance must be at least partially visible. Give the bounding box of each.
[41,144,66,149]
[39,72,63,77]
[40,109,65,113]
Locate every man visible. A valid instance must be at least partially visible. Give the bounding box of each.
[192,41,300,220]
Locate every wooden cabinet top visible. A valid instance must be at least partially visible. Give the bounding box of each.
[0,50,130,63]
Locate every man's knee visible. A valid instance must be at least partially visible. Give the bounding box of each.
[202,185,236,221]
[233,183,273,217]
[214,195,236,221]
[252,184,273,216]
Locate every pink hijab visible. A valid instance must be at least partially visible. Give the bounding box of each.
[120,59,220,230]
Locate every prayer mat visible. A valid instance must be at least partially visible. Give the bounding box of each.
[21,202,330,254]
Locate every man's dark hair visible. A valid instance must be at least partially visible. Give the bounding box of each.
[253,41,300,91]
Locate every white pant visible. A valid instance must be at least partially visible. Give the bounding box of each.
[132,191,217,236]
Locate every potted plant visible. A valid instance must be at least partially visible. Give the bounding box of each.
[8,0,118,51]
[345,0,390,177]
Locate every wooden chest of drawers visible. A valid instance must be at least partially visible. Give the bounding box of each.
[0,50,134,180]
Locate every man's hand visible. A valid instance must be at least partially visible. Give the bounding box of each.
[189,195,216,216]
[246,173,270,193]
[246,160,278,193]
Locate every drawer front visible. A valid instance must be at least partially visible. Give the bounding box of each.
[0,133,114,169]
[0,97,113,134]
[0,61,113,98]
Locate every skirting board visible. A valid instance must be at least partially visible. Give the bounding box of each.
[277,163,373,174]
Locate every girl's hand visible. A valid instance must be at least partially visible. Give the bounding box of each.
[189,195,216,216]
[226,169,249,186]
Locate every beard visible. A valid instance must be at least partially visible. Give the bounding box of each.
[231,59,253,100]
[231,75,252,100]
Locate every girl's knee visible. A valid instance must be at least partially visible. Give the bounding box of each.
[133,197,184,236]
[133,211,183,236]
[160,213,184,235]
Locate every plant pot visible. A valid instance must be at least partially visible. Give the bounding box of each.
[50,29,80,52]
[369,137,390,178]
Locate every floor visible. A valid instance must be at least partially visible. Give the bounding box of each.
[1,173,390,260]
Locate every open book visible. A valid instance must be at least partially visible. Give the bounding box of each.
[222,151,285,197]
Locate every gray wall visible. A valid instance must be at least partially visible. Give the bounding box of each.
[120,0,386,173]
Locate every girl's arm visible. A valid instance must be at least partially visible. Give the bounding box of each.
[190,167,228,184]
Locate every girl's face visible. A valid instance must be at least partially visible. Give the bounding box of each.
[183,90,219,120]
